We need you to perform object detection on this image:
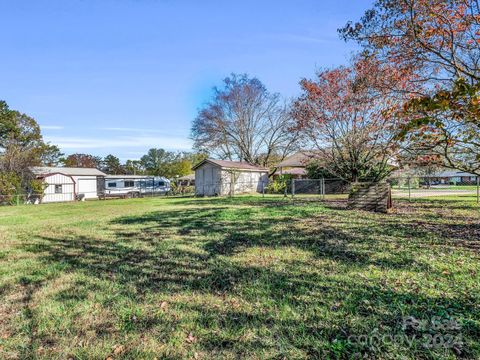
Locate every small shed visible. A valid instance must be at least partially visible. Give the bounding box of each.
[192,159,269,196]
[32,167,107,202]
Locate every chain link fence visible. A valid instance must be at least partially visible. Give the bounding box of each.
[287,176,479,204]
[2,175,479,206]
[388,176,480,201]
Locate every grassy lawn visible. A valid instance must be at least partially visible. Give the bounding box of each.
[0,196,479,359]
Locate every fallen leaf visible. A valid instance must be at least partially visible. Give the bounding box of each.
[113,344,125,355]
[186,333,196,344]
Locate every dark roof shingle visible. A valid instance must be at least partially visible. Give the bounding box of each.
[192,159,268,171]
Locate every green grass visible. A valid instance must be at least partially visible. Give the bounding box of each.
[0,195,479,359]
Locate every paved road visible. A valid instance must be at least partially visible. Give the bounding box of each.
[392,189,477,198]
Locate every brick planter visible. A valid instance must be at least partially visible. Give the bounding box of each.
[347,182,392,213]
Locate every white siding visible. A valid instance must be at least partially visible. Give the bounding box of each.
[195,163,268,196]
[195,163,221,196]
[72,176,99,199]
[219,170,268,195]
[42,174,75,203]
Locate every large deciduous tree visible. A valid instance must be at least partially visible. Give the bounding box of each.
[0,100,62,200]
[191,74,299,168]
[292,57,408,182]
[340,0,480,87]
[399,79,480,174]
[340,0,480,174]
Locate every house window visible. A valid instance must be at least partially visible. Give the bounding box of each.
[55,185,62,194]
[124,181,135,187]
[108,182,117,188]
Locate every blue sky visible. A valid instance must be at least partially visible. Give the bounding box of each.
[1,0,372,161]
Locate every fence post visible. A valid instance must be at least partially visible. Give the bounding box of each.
[262,181,265,197]
[408,177,412,202]
[291,179,295,199]
[477,176,479,204]
[321,178,325,200]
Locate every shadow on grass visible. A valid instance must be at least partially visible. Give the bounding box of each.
[19,199,480,358]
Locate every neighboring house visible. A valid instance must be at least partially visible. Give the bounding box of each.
[177,174,195,186]
[32,167,106,203]
[391,169,478,185]
[192,159,269,196]
[276,151,399,179]
[274,151,315,178]
[428,170,477,185]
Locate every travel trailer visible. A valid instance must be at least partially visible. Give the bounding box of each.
[102,175,171,198]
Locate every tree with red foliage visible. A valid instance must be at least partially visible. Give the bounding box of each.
[341,0,480,175]
[340,0,480,87]
[63,153,102,168]
[292,57,409,183]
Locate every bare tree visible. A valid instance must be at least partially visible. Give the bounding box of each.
[191,74,299,169]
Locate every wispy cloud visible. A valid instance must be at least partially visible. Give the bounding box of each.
[40,125,64,130]
[44,134,192,151]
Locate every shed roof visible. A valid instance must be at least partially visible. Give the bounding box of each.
[32,167,107,177]
[192,159,268,172]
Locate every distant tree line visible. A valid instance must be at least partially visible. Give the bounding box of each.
[62,150,206,178]
[0,100,206,200]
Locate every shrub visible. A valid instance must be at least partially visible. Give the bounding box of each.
[0,172,22,205]
[265,177,288,194]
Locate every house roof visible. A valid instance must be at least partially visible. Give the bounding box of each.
[280,168,307,176]
[32,167,107,177]
[276,152,317,168]
[192,159,268,172]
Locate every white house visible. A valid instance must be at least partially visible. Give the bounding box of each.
[192,159,269,196]
[32,167,106,203]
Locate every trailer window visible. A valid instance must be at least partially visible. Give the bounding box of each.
[125,181,135,187]
[55,185,62,194]
[108,182,117,188]
[158,181,165,187]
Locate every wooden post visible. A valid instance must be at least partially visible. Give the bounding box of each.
[292,179,295,199]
